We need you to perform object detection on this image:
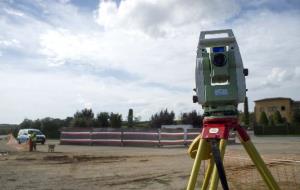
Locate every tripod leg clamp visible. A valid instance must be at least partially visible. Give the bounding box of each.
[188,135,211,160]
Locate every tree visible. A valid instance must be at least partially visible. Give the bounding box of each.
[134,116,141,123]
[40,117,64,139]
[150,109,175,128]
[293,109,300,124]
[110,113,122,128]
[249,112,255,129]
[32,119,42,130]
[74,108,94,119]
[244,96,250,127]
[273,110,283,124]
[127,108,133,128]
[96,112,110,127]
[19,119,34,129]
[70,108,95,128]
[259,111,268,126]
[239,111,245,123]
[181,110,202,128]
[268,115,275,127]
[63,117,73,128]
[19,117,66,139]
[239,111,255,129]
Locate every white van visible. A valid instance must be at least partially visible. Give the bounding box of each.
[17,129,46,144]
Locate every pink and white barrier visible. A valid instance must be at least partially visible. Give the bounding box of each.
[60,129,201,147]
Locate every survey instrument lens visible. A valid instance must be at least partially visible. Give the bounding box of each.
[213,53,226,67]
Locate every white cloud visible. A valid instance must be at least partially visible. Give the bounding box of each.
[39,29,96,66]
[0,39,21,48]
[267,68,291,83]
[0,67,196,122]
[257,67,296,88]
[95,0,240,37]
[0,6,50,57]
[76,94,93,109]
[231,9,300,96]
[0,0,300,123]
[3,8,25,17]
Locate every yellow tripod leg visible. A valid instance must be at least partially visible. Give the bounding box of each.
[201,157,214,190]
[187,138,207,190]
[240,139,280,190]
[209,139,227,190]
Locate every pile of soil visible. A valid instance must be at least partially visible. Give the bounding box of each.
[0,134,28,153]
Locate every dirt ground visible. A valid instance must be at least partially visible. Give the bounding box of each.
[0,134,300,190]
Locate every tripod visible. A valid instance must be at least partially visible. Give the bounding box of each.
[186,117,280,190]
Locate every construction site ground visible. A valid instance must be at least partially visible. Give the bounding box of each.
[1,133,300,190]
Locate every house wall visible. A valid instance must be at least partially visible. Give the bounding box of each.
[254,99,293,123]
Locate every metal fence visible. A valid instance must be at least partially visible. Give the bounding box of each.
[60,127,202,147]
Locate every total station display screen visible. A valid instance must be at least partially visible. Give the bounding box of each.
[212,47,225,53]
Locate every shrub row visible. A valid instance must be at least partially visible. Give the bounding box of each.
[254,124,300,135]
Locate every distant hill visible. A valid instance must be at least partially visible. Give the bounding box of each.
[0,124,18,129]
[0,124,18,135]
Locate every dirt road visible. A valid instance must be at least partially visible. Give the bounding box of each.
[1,135,300,190]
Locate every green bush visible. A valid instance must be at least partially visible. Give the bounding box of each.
[259,111,268,127]
[254,123,300,135]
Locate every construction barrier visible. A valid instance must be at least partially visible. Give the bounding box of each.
[92,128,122,146]
[159,128,185,146]
[186,128,202,144]
[60,128,93,145]
[123,128,159,147]
[60,128,202,147]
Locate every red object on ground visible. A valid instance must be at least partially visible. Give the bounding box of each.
[29,139,33,152]
[201,117,250,141]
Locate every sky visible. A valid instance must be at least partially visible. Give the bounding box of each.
[0,0,299,124]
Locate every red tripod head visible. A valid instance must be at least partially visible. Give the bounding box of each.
[202,117,249,141]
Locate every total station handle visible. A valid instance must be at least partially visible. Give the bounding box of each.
[199,29,236,47]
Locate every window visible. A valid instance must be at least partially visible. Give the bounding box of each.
[281,106,285,111]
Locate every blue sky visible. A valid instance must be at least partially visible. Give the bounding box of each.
[0,0,299,124]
